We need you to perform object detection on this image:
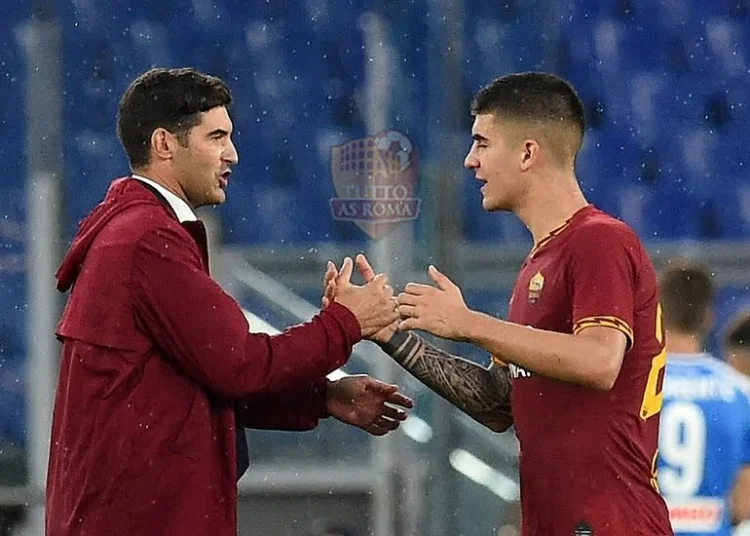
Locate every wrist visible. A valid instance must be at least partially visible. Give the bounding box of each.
[457,309,480,341]
[377,330,410,355]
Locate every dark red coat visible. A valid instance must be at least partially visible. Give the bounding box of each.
[46,178,361,535]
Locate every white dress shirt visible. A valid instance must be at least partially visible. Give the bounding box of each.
[131,174,197,223]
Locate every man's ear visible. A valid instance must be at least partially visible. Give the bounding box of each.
[519,139,540,172]
[150,128,178,162]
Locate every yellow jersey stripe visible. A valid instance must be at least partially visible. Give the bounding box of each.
[574,316,634,350]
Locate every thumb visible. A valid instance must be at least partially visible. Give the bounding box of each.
[324,261,338,286]
[355,253,377,283]
[428,265,455,291]
[336,257,354,285]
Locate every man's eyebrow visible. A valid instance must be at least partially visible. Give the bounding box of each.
[472,133,489,142]
[208,128,230,137]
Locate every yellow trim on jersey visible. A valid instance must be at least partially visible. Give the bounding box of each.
[573,316,634,350]
[529,216,574,258]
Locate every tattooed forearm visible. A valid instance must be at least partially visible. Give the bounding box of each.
[379,331,513,432]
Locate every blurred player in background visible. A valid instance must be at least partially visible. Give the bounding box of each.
[725,311,750,379]
[46,68,410,536]
[722,310,750,536]
[657,263,750,535]
[326,72,672,535]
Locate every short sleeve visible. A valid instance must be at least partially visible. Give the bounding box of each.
[567,222,637,350]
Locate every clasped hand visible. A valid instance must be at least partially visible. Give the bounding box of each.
[322,254,472,342]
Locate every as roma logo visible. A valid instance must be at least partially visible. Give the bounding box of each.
[528,271,545,303]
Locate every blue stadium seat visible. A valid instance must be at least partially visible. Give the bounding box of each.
[463,0,548,91]
[0,4,28,447]
[708,181,750,239]
[54,0,750,244]
[65,131,128,235]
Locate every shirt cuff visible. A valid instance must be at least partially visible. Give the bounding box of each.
[324,302,363,344]
[310,378,330,419]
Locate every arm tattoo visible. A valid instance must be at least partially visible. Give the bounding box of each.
[379,331,513,432]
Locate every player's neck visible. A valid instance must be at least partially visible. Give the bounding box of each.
[665,330,704,355]
[132,166,190,206]
[517,173,589,247]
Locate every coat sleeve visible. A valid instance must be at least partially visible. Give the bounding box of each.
[235,378,329,431]
[130,225,361,399]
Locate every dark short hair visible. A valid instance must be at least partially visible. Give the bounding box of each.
[117,67,232,168]
[725,310,750,350]
[471,72,585,163]
[659,262,713,333]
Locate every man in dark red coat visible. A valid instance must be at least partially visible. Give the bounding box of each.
[46,67,410,536]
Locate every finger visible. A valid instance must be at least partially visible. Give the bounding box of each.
[323,261,339,286]
[373,416,401,431]
[404,282,436,296]
[428,265,456,292]
[324,261,338,280]
[324,281,336,300]
[322,280,336,309]
[397,304,419,318]
[382,405,408,421]
[370,273,388,288]
[336,257,353,285]
[397,292,420,307]
[355,253,377,283]
[386,308,401,325]
[367,379,399,396]
[398,318,422,331]
[384,284,394,299]
[386,391,414,409]
[365,423,388,436]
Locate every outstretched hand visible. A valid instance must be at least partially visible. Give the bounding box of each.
[326,375,413,436]
[322,254,399,344]
[397,265,473,341]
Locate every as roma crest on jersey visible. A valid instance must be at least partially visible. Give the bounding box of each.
[329,130,421,240]
[528,271,545,303]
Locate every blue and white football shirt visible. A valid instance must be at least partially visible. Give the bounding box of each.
[659,353,750,535]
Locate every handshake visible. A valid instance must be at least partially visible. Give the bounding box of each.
[321,253,472,343]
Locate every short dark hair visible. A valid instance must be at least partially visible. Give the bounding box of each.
[725,311,750,350]
[659,262,714,333]
[471,72,586,164]
[117,67,232,168]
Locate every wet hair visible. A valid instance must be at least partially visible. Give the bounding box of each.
[471,72,585,165]
[117,67,232,168]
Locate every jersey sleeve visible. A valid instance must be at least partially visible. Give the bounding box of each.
[567,222,638,350]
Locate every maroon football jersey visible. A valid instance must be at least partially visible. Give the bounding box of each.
[502,205,672,535]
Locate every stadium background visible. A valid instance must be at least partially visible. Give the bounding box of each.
[1,0,750,534]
